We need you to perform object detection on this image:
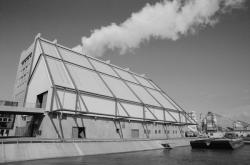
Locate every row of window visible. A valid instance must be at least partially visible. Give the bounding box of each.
[21,53,32,65]
[144,129,179,134]
[0,118,12,122]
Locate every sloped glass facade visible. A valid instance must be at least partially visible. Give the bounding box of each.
[31,38,194,124]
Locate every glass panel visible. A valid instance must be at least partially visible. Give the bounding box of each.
[145,108,156,120]
[162,93,179,109]
[57,90,76,110]
[180,113,187,123]
[52,95,60,110]
[134,75,155,89]
[77,96,88,112]
[148,107,164,120]
[67,64,112,97]
[40,40,60,58]
[148,80,161,91]
[169,112,180,122]
[120,103,143,118]
[46,57,73,88]
[114,68,138,83]
[58,47,93,69]
[89,59,118,77]
[117,103,129,117]
[147,89,177,110]
[101,74,139,102]
[127,82,160,107]
[81,95,115,115]
[165,111,176,122]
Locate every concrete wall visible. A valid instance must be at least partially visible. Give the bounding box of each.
[37,114,186,139]
[0,138,192,163]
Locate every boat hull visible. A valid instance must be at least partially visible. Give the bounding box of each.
[209,139,244,149]
[190,138,244,149]
[190,139,211,149]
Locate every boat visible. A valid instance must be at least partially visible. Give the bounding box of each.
[243,134,250,144]
[190,138,212,149]
[161,143,172,149]
[190,132,244,149]
[209,138,243,149]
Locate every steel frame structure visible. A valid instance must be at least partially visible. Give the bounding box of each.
[24,36,196,139]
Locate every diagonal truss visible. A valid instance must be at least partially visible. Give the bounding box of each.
[27,36,196,126]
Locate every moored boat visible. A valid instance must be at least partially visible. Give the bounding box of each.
[190,138,212,149]
[209,138,244,149]
[190,132,244,149]
[243,134,250,144]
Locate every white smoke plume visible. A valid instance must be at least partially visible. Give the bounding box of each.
[75,0,245,57]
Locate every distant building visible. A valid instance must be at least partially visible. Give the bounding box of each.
[0,100,18,137]
[13,41,35,106]
[205,112,217,133]
[9,34,196,139]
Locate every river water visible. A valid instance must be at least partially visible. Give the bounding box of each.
[4,145,250,165]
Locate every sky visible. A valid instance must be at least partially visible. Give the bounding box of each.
[0,0,249,122]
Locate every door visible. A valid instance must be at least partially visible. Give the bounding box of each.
[36,91,48,108]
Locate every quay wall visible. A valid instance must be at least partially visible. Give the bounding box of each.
[0,138,192,163]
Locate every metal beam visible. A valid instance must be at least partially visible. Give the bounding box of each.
[132,74,179,123]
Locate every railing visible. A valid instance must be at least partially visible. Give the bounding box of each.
[0,100,45,109]
[0,137,190,145]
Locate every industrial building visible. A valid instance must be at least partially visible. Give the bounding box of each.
[11,34,195,139]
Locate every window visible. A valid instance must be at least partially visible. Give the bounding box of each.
[155,130,157,134]
[36,91,48,108]
[131,129,139,138]
[72,127,86,138]
[122,122,125,129]
[158,130,161,134]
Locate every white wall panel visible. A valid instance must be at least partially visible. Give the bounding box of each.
[148,80,161,91]
[77,96,88,112]
[101,74,139,102]
[57,90,76,110]
[169,112,180,122]
[165,111,176,122]
[145,108,156,120]
[58,47,93,69]
[117,103,129,117]
[120,103,143,118]
[32,41,42,71]
[89,59,118,77]
[26,57,52,111]
[180,113,187,123]
[46,57,73,88]
[40,40,60,59]
[67,64,112,97]
[148,107,164,120]
[127,83,160,107]
[82,95,115,115]
[162,93,179,110]
[134,75,155,89]
[114,68,138,83]
[52,96,60,110]
[148,89,177,110]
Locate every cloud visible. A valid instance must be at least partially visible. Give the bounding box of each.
[73,0,245,57]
